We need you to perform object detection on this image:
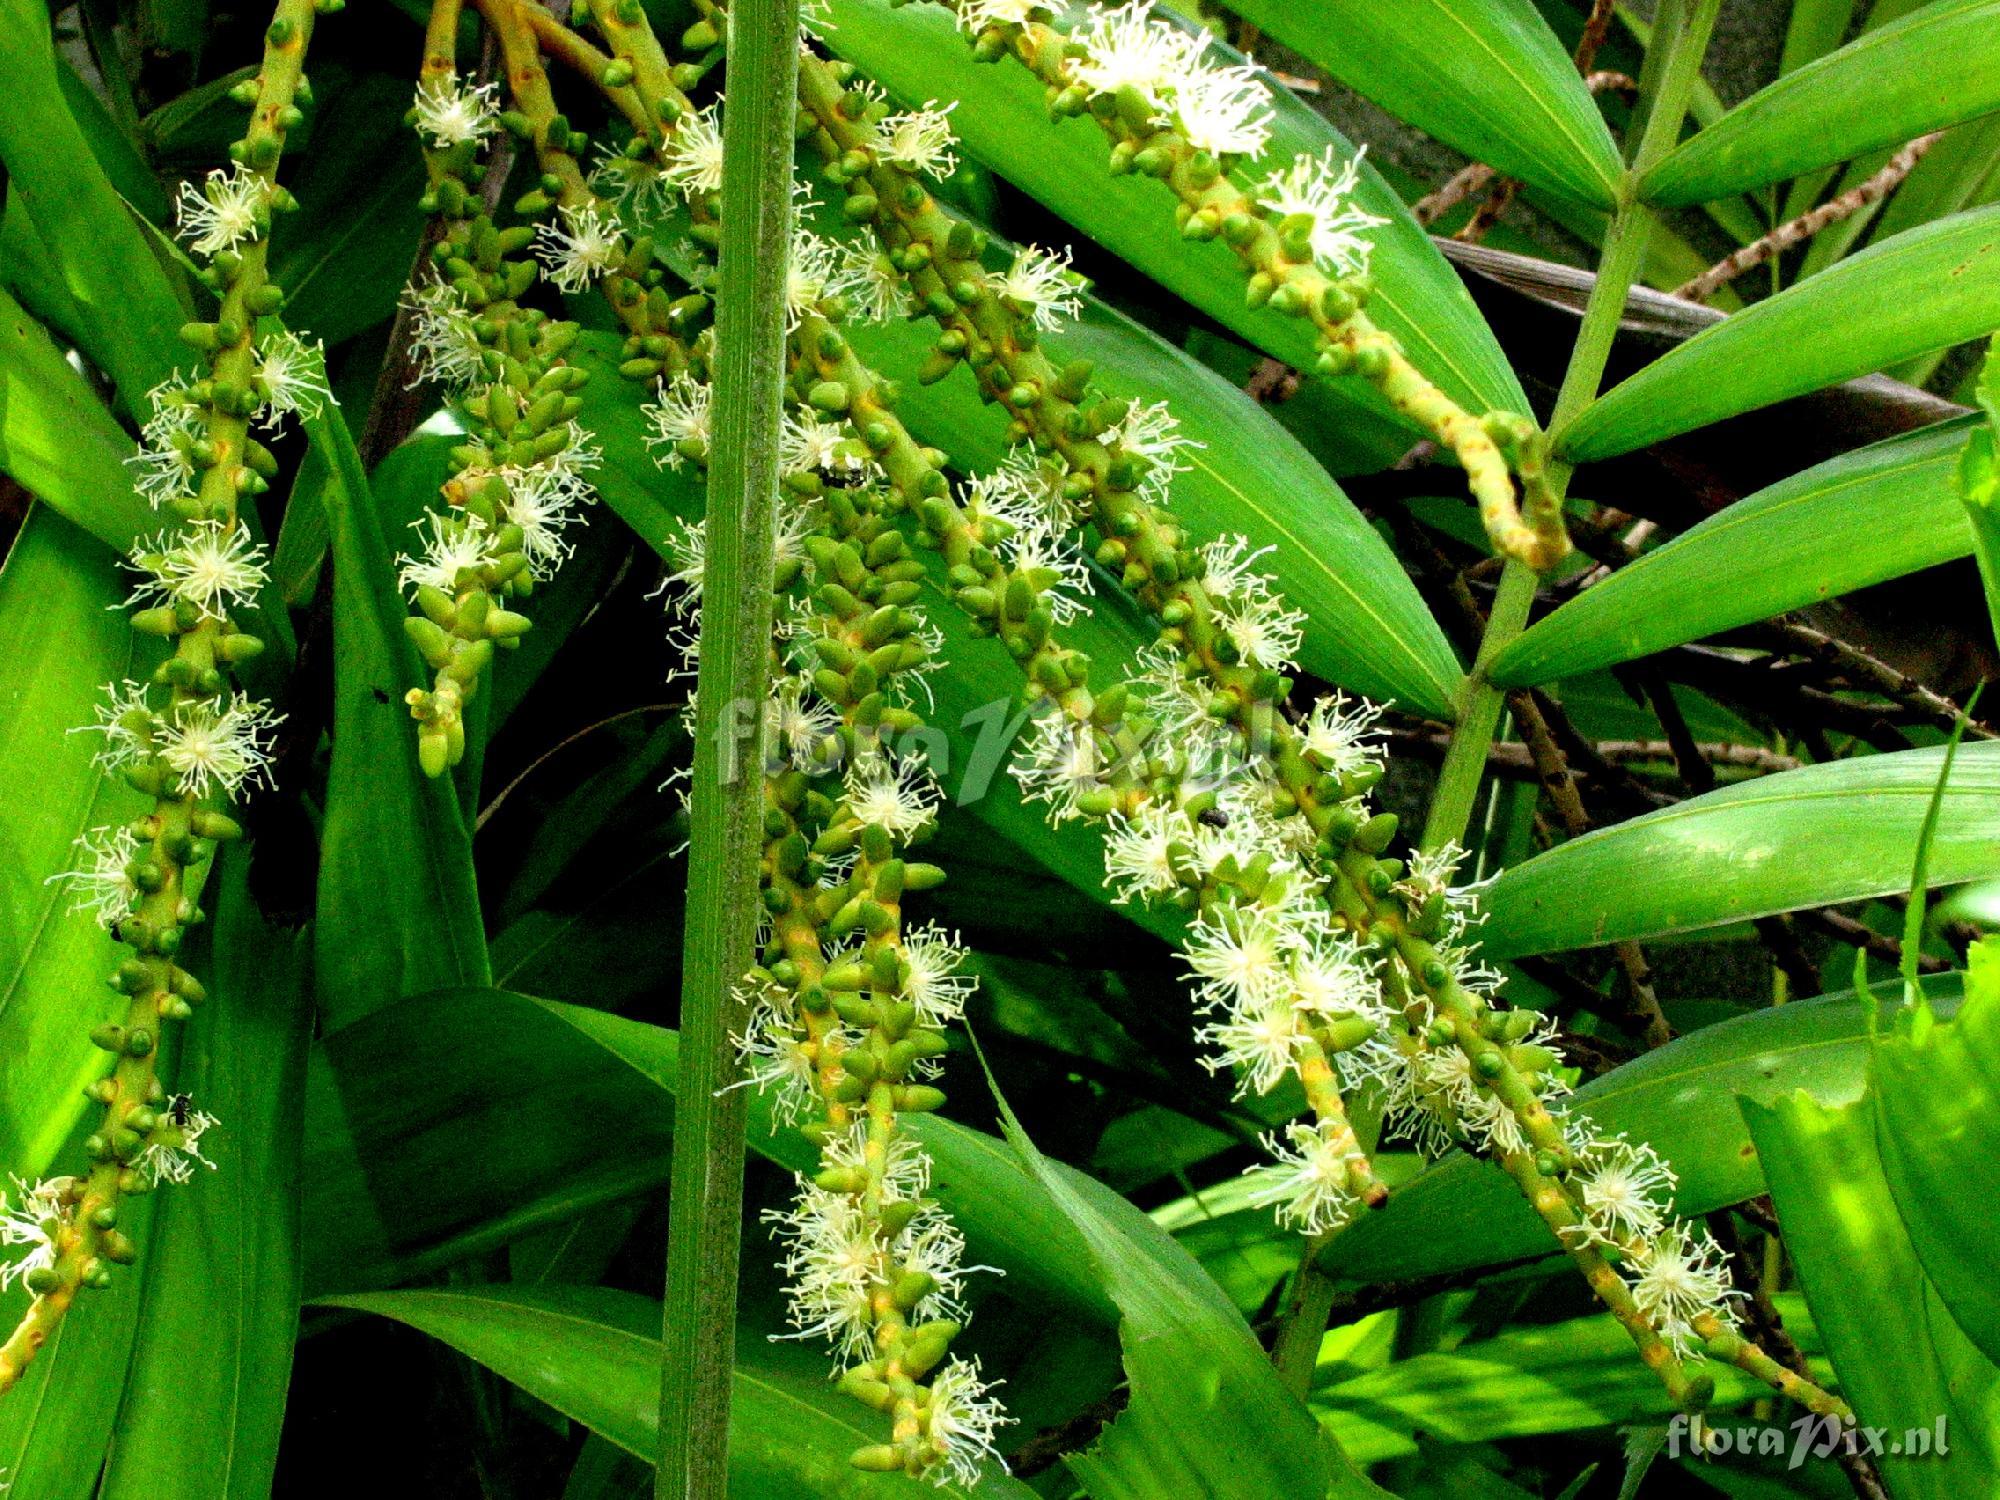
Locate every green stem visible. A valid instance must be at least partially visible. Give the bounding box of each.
[654,0,797,1490]
[1419,0,1722,854]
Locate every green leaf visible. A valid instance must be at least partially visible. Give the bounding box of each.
[1558,205,2000,462]
[310,401,489,1030]
[319,1285,1034,1495]
[1871,941,2000,1370]
[1314,1300,1828,1463]
[1958,341,2000,643]
[820,0,1527,419]
[0,1149,158,1497]
[98,853,310,1500]
[1743,1090,2000,1499]
[857,298,1464,715]
[0,285,150,550]
[1641,0,2000,205]
[979,1052,1383,1499]
[1220,0,1622,209]
[1481,743,2000,957]
[1492,417,1978,686]
[1320,974,1965,1287]
[0,0,184,412]
[0,508,141,1186]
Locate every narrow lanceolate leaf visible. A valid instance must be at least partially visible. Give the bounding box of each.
[1316,1300,1828,1462]
[312,403,489,1029]
[1491,418,1979,686]
[0,0,184,411]
[1871,943,2000,1370]
[1958,341,2000,643]
[1480,743,2000,957]
[0,287,150,550]
[1641,0,2000,205]
[1220,0,1622,209]
[1318,975,1965,1287]
[1557,205,2000,462]
[320,1287,1034,1497]
[982,1062,1385,1499]
[0,510,138,1186]
[821,0,1527,419]
[1744,1091,2000,1500]
[99,855,311,1500]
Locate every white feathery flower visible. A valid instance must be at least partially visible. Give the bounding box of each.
[589,147,675,226]
[1012,711,1108,823]
[127,379,204,509]
[836,242,910,324]
[1000,518,1092,623]
[397,511,498,596]
[1571,1134,1676,1249]
[921,1357,1012,1489]
[658,517,707,618]
[962,465,1045,540]
[822,1118,934,1202]
[877,101,958,176]
[786,228,845,328]
[995,244,1084,332]
[1070,1,1204,107]
[1627,1222,1742,1357]
[1170,62,1273,158]
[1107,398,1197,498]
[492,465,585,574]
[1215,589,1305,671]
[412,76,500,148]
[844,749,939,838]
[0,1177,71,1294]
[765,1182,882,1363]
[1254,146,1387,278]
[779,411,868,476]
[48,824,142,930]
[730,985,838,1126]
[400,279,488,390]
[1102,803,1192,903]
[997,445,1083,528]
[643,372,714,468]
[1245,1119,1364,1234]
[1197,988,1299,1096]
[956,0,1039,32]
[534,204,625,293]
[253,330,331,426]
[1287,932,1381,1022]
[175,165,267,257]
[764,675,841,770]
[1183,902,1295,1014]
[662,102,727,198]
[1302,690,1385,779]
[901,923,976,1026]
[894,1209,986,1324]
[1198,535,1279,604]
[80,679,161,772]
[137,1107,219,1187]
[127,520,269,620]
[158,692,282,799]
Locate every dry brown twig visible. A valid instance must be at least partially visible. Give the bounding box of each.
[1674,133,1945,303]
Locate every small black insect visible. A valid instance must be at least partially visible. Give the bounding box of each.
[167,1093,193,1128]
[1196,807,1231,829]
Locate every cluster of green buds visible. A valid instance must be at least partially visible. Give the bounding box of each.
[0,0,338,1398]
[778,41,1857,1424]
[398,57,607,775]
[927,0,1570,570]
